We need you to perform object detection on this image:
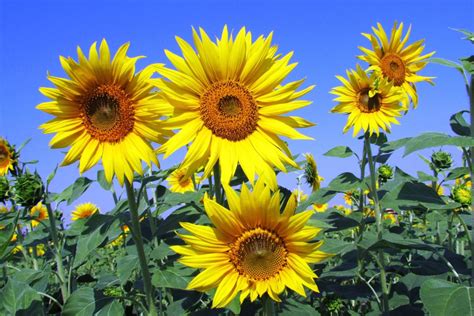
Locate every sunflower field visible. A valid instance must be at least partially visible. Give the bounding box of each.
[1,10,474,316]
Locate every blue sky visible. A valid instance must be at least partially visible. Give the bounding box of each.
[0,0,473,217]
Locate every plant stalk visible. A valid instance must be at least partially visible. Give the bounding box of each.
[468,74,474,283]
[125,179,157,316]
[213,164,223,204]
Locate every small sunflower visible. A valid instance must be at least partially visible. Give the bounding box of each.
[108,224,130,248]
[166,168,196,193]
[358,22,434,109]
[313,203,328,213]
[0,138,16,176]
[30,201,48,228]
[303,153,322,192]
[292,189,308,203]
[71,202,99,221]
[331,65,404,137]
[29,244,46,257]
[172,179,330,308]
[37,39,172,185]
[343,191,355,206]
[155,26,314,187]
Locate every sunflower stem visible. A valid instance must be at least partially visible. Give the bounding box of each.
[213,164,223,204]
[125,179,157,316]
[262,295,275,316]
[364,133,389,314]
[45,202,69,302]
[468,74,474,283]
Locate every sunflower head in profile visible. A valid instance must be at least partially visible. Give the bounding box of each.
[0,138,17,176]
[166,167,197,193]
[30,201,48,228]
[71,202,99,221]
[358,22,435,109]
[37,39,172,185]
[171,178,331,308]
[154,26,314,187]
[303,153,322,192]
[331,65,404,137]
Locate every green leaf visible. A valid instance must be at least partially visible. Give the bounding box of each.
[452,28,474,44]
[324,146,354,158]
[402,133,474,156]
[116,255,138,285]
[163,190,205,206]
[430,58,465,74]
[0,279,41,315]
[151,266,193,289]
[417,171,437,182]
[150,242,173,261]
[420,279,474,316]
[296,188,338,212]
[381,137,410,153]
[46,164,59,188]
[73,228,107,268]
[461,56,474,75]
[280,299,318,315]
[63,287,95,316]
[97,170,113,191]
[54,177,93,205]
[327,172,361,192]
[446,167,470,181]
[450,111,470,136]
[95,299,124,316]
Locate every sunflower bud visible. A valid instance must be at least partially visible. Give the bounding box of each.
[452,184,471,207]
[0,177,9,202]
[13,172,44,207]
[378,164,393,183]
[431,150,453,170]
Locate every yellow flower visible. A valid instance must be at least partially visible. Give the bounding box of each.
[383,213,397,224]
[292,189,308,202]
[29,244,46,257]
[155,26,314,187]
[10,233,17,242]
[313,203,328,213]
[303,153,322,192]
[167,168,196,193]
[71,202,99,221]
[331,65,404,137]
[0,204,8,213]
[0,138,15,176]
[12,245,23,254]
[344,191,356,206]
[358,22,435,109]
[172,179,330,308]
[37,39,172,185]
[30,201,48,228]
[108,224,130,248]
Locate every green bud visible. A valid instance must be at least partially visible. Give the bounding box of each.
[431,150,453,170]
[378,164,393,182]
[0,177,9,203]
[452,184,471,207]
[13,171,44,207]
[103,286,123,297]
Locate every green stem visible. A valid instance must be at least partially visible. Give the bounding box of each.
[45,202,69,302]
[213,164,223,204]
[262,295,275,316]
[468,74,474,283]
[455,212,472,245]
[125,179,157,316]
[364,134,389,314]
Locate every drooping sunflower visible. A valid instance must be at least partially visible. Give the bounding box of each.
[37,39,172,185]
[71,202,99,221]
[331,65,404,137]
[303,153,322,192]
[171,179,330,308]
[154,26,314,187]
[0,138,15,176]
[358,22,434,109]
[30,201,48,228]
[166,167,196,193]
[313,203,328,213]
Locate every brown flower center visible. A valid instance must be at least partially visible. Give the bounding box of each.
[228,228,287,281]
[200,81,258,142]
[0,145,8,165]
[81,84,135,142]
[358,89,382,113]
[380,54,406,86]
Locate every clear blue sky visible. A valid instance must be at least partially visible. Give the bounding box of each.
[0,0,473,217]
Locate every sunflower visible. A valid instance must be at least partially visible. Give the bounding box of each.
[30,201,48,228]
[313,203,328,213]
[171,179,330,308]
[37,39,172,185]
[29,244,46,257]
[303,153,322,192]
[358,22,434,109]
[292,189,308,203]
[154,26,314,187]
[331,65,404,137]
[166,167,196,193]
[71,202,99,221]
[0,138,15,176]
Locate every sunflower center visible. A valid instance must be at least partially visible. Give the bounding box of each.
[200,81,258,142]
[0,146,8,164]
[82,84,135,142]
[229,228,287,281]
[380,54,406,86]
[358,89,381,113]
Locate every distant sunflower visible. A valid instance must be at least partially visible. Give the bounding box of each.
[303,153,322,192]
[37,39,172,185]
[172,179,330,308]
[29,244,46,257]
[30,201,48,228]
[331,65,404,137]
[166,168,196,193]
[358,22,434,109]
[313,203,328,213]
[0,138,15,176]
[154,26,314,187]
[71,202,99,221]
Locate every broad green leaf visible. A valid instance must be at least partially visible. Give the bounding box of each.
[116,255,138,285]
[74,228,108,268]
[163,190,205,206]
[452,28,474,44]
[0,279,41,315]
[420,279,474,316]
[461,56,474,75]
[446,167,470,180]
[150,242,173,261]
[450,111,470,136]
[151,266,193,289]
[327,172,361,192]
[54,177,93,205]
[63,287,95,316]
[430,58,464,74]
[280,299,318,315]
[417,171,437,182]
[95,299,124,316]
[382,137,410,152]
[402,132,474,156]
[296,188,338,212]
[97,170,113,191]
[324,146,354,158]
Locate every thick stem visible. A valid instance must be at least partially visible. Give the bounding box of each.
[213,164,223,204]
[45,203,69,302]
[469,74,474,282]
[364,134,389,314]
[125,180,157,316]
[262,295,275,316]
